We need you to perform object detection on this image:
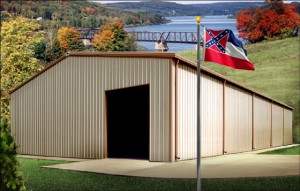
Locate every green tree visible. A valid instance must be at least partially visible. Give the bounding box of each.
[33,41,46,61]
[125,32,138,51]
[45,39,63,63]
[36,24,64,64]
[0,16,45,117]
[0,117,26,191]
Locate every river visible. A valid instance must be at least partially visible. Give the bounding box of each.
[126,15,238,52]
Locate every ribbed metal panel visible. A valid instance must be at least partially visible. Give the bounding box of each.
[177,63,196,160]
[284,109,293,145]
[10,56,170,161]
[170,60,176,162]
[177,64,223,160]
[271,104,284,147]
[201,73,223,157]
[253,96,271,150]
[10,53,294,161]
[224,84,252,154]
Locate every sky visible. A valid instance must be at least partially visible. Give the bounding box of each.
[93,0,293,4]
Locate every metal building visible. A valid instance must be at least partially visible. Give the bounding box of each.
[10,52,293,162]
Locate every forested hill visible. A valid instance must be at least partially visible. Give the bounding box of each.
[105,2,266,16]
[0,0,169,28]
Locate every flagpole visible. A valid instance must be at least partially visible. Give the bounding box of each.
[196,16,202,191]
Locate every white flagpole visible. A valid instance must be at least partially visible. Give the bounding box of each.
[196,16,202,191]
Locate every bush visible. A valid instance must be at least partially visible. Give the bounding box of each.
[0,117,25,191]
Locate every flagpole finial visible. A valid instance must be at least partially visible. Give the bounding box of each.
[196,16,201,23]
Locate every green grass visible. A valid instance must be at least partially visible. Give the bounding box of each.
[259,145,300,155]
[18,158,300,191]
[179,36,300,143]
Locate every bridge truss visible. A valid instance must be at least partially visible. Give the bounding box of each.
[77,28,203,44]
[128,31,203,44]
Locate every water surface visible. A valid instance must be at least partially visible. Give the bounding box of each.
[126,15,238,52]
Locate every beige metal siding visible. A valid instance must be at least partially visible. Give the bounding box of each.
[170,60,176,162]
[271,104,284,147]
[10,56,170,161]
[201,74,223,157]
[253,96,271,150]
[284,109,293,145]
[177,63,196,160]
[177,64,223,160]
[11,53,294,161]
[224,84,252,154]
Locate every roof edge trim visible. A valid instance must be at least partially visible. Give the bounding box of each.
[68,52,176,58]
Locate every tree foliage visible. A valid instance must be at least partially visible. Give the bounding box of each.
[92,21,136,51]
[0,117,26,191]
[57,27,84,54]
[237,0,300,43]
[44,38,63,63]
[0,0,168,28]
[0,16,44,117]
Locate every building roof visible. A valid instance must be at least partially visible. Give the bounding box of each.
[10,52,293,110]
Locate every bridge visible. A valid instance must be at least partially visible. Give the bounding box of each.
[77,28,203,50]
[128,31,202,44]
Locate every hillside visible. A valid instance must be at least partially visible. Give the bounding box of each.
[0,0,169,28]
[179,37,300,143]
[106,2,266,16]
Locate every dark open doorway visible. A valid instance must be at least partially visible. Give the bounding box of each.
[106,85,149,160]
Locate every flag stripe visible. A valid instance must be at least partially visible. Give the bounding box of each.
[228,30,247,56]
[204,48,255,70]
[225,42,249,61]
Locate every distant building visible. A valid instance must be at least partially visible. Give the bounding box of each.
[10,52,293,161]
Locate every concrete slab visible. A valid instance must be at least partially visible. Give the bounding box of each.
[42,145,300,179]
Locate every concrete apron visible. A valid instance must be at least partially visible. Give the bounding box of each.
[39,145,300,179]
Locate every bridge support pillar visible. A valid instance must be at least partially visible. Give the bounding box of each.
[155,40,169,51]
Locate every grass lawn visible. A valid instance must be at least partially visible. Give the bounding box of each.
[18,158,300,191]
[259,145,300,155]
[179,36,300,143]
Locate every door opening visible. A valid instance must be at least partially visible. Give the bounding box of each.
[106,85,149,159]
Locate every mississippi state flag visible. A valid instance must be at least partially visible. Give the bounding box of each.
[204,28,255,70]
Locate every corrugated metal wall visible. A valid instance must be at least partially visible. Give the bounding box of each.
[169,60,176,162]
[253,96,271,150]
[11,54,293,161]
[201,73,223,157]
[284,109,293,145]
[11,56,170,161]
[224,84,252,154]
[177,63,196,160]
[272,103,284,147]
[171,61,292,160]
[177,64,223,160]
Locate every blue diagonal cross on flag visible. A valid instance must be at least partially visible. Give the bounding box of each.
[205,29,230,53]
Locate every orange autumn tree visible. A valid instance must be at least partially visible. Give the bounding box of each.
[237,0,300,43]
[57,27,84,54]
[92,21,136,51]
